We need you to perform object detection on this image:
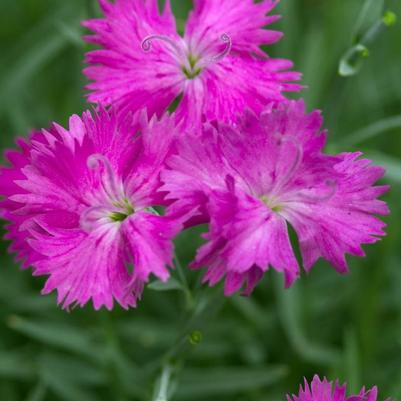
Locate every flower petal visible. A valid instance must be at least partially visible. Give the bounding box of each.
[283,153,389,273]
[29,223,137,310]
[83,0,182,115]
[185,0,282,57]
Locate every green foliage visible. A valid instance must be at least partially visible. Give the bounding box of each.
[1,0,401,400]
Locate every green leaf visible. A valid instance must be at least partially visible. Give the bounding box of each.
[7,316,101,361]
[39,353,106,386]
[339,44,370,77]
[341,115,401,146]
[351,0,384,41]
[54,21,84,48]
[274,277,341,366]
[40,370,99,401]
[230,296,272,330]
[176,366,287,399]
[339,0,394,77]
[148,278,183,292]
[344,328,361,393]
[365,151,401,183]
[38,355,101,401]
[0,9,72,114]
[0,350,35,380]
[24,382,47,401]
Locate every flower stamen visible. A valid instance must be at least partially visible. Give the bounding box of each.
[272,136,303,195]
[260,195,284,213]
[142,33,232,80]
[208,33,232,63]
[87,154,124,201]
[141,34,182,56]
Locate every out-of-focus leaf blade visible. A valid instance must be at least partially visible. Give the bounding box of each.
[341,115,401,146]
[365,152,401,183]
[39,353,106,386]
[352,0,384,41]
[176,366,287,399]
[148,278,183,292]
[339,44,370,77]
[344,328,361,393]
[24,382,47,401]
[7,316,100,361]
[0,350,35,380]
[274,277,341,366]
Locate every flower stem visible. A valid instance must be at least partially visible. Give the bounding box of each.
[150,284,225,400]
[153,363,173,401]
[174,255,194,310]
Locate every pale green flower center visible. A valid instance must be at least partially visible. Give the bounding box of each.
[260,195,284,213]
[109,198,135,222]
[182,53,202,79]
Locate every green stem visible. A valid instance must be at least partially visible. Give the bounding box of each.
[173,256,194,310]
[339,2,396,77]
[153,363,173,401]
[149,285,225,400]
[351,0,382,42]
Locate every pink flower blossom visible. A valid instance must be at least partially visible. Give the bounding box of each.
[83,0,301,128]
[0,110,183,310]
[162,100,389,295]
[288,375,388,401]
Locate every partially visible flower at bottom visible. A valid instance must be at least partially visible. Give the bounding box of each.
[0,109,184,310]
[288,375,389,401]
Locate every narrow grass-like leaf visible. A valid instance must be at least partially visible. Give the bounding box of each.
[176,366,287,399]
[39,353,106,386]
[7,316,100,361]
[274,276,341,366]
[54,21,84,48]
[148,278,183,292]
[24,382,47,401]
[341,115,401,146]
[0,35,66,114]
[344,328,361,393]
[339,0,395,77]
[365,151,401,183]
[0,350,35,380]
[351,0,384,41]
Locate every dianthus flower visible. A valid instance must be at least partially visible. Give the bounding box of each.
[288,375,388,401]
[83,0,301,127]
[0,110,183,310]
[162,100,389,295]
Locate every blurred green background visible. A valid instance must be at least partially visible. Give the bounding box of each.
[1,0,400,400]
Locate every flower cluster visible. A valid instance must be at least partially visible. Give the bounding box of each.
[0,0,389,310]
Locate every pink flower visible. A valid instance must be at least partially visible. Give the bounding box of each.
[162,100,389,295]
[83,0,301,128]
[0,109,183,310]
[288,375,388,401]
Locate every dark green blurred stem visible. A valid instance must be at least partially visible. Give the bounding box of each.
[151,285,225,401]
[99,312,129,401]
[153,363,173,401]
[351,0,380,41]
[173,256,194,310]
[86,0,97,18]
[339,5,396,77]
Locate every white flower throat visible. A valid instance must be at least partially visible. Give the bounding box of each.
[141,33,232,80]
